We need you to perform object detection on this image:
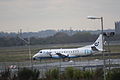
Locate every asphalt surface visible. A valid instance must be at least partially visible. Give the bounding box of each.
[31,58,120,70]
[0,58,120,78]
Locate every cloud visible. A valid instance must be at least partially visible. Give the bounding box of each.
[0,0,120,32]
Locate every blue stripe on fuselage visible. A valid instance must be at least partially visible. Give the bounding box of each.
[34,54,93,60]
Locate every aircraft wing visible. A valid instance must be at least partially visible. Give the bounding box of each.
[56,53,68,57]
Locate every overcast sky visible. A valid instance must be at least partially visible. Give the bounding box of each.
[0,0,120,32]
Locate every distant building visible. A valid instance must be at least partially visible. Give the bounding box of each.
[115,21,120,34]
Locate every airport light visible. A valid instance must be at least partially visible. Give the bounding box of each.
[87,16,104,34]
[104,32,115,71]
[87,16,101,19]
[18,30,33,69]
[87,16,106,80]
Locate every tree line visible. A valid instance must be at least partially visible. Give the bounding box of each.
[0,67,120,80]
[0,32,119,47]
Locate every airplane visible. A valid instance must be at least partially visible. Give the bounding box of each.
[33,34,104,61]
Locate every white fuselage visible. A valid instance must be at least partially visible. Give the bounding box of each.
[33,34,103,60]
[33,46,94,59]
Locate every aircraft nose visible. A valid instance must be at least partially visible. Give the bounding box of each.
[32,57,36,60]
[32,53,39,60]
[33,52,51,60]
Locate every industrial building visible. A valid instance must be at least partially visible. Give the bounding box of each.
[115,21,120,34]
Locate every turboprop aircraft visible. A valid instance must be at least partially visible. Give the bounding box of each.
[33,34,104,60]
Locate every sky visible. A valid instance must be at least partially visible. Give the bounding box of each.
[0,0,120,32]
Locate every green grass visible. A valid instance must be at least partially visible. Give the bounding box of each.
[109,45,120,52]
[0,44,119,62]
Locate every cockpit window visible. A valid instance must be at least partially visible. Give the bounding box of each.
[39,51,42,53]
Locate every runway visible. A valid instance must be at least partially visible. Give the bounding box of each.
[0,58,120,71]
[29,58,120,77]
[32,58,120,70]
[0,58,120,78]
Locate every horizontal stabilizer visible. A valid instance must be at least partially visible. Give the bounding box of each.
[91,46,99,51]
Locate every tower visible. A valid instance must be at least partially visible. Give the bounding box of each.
[115,21,120,34]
